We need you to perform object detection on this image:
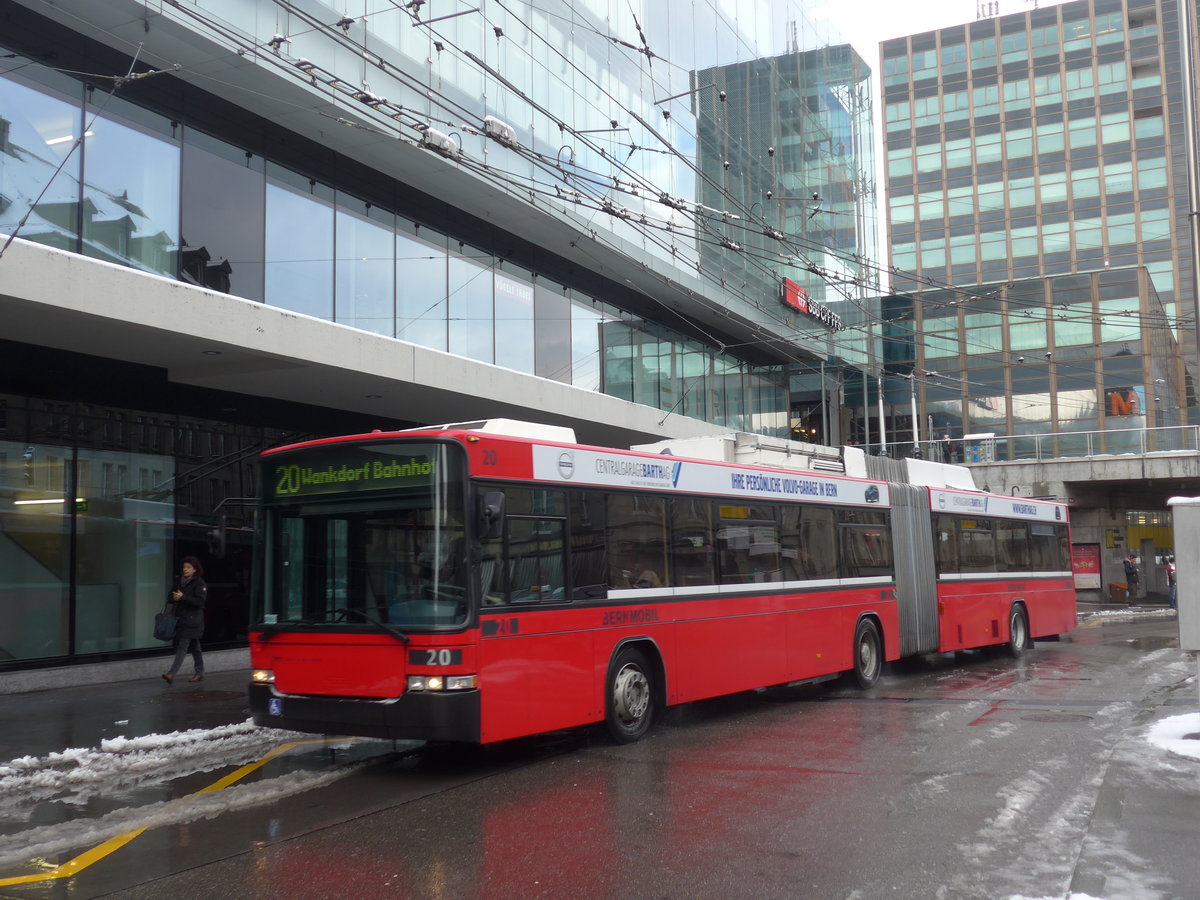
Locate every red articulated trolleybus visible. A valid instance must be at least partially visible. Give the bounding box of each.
[248,419,1076,744]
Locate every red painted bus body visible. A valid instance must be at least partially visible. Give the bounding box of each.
[248,423,1075,744]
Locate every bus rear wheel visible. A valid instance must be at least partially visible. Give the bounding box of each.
[852,618,882,689]
[1007,605,1029,659]
[606,646,655,743]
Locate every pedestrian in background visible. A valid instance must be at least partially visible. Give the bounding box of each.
[162,556,207,684]
[1165,556,1177,610]
[1123,553,1140,603]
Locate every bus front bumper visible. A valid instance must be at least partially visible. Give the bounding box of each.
[248,683,481,743]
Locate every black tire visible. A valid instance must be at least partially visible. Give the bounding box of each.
[1006,605,1029,659]
[605,646,656,743]
[852,618,882,689]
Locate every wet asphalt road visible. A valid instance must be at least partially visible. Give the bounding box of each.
[0,610,1195,900]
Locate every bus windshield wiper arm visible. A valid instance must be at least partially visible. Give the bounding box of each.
[255,614,329,640]
[335,607,411,643]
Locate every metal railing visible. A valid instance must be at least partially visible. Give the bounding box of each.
[865,425,1200,464]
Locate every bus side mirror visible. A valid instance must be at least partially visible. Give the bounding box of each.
[480,491,505,540]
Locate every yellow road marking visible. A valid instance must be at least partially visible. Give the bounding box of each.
[0,737,353,887]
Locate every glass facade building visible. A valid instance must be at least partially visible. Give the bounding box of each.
[880,269,1183,453]
[880,0,1191,438]
[0,57,796,438]
[694,44,878,365]
[0,0,872,671]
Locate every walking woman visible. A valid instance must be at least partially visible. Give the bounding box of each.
[162,556,207,684]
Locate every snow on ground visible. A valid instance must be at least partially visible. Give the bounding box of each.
[0,720,372,868]
[0,761,371,868]
[1146,712,1200,762]
[1075,606,1177,625]
[0,719,314,818]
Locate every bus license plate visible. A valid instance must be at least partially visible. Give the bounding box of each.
[268,698,282,716]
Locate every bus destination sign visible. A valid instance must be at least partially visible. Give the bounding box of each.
[271,447,436,499]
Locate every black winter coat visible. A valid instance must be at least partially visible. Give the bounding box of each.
[170,575,207,640]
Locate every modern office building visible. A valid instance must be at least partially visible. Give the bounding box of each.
[879,268,1183,455]
[694,42,878,442]
[879,0,1191,441]
[0,0,868,673]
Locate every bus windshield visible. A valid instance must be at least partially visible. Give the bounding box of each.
[258,441,468,629]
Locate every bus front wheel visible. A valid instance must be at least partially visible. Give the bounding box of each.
[606,646,655,743]
[852,618,882,690]
[1007,605,1029,659]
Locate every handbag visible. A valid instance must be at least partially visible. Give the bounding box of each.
[154,603,178,642]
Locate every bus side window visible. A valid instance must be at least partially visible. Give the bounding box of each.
[792,504,840,580]
[569,490,607,599]
[996,521,1030,572]
[670,497,715,586]
[507,518,566,603]
[478,489,506,605]
[934,514,959,574]
[958,520,996,572]
[1029,523,1061,571]
[838,510,893,578]
[607,493,667,589]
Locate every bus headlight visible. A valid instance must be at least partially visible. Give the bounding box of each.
[407,674,477,692]
[252,669,275,684]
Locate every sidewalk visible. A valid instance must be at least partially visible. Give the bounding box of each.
[0,664,253,765]
[0,647,249,696]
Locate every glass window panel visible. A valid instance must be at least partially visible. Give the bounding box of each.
[181,131,264,301]
[396,224,448,351]
[1135,116,1165,140]
[1102,119,1130,144]
[82,110,180,277]
[506,518,566,603]
[717,503,780,584]
[1036,126,1065,154]
[979,233,1007,261]
[265,181,333,318]
[1069,124,1097,149]
[958,521,997,572]
[1010,319,1048,351]
[670,498,715,586]
[607,494,667,589]
[566,491,606,600]
[934,515,959,574]
[996,521,1030,572]
[0,73,82,253]
[448,250,494,363]
[1099,298,1140,343]
[967,326,1002,352]
[494,270,535,374]
[840,510,893,577]
[1054,303,1095,346]
[2,439,71,659]
[890,198,915,224]
[570,299,603,391]
[1140,208,1170,242]
[335,203,395,337]
[944,146,971,168]
[924,332,960,359]
[1074,220,1103,249]
[1137,158,1167,190]
[533,280,572,382]
[74,447,174,653]
[1071,174,1100,198]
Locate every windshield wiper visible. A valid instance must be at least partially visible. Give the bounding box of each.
[254,612,332,640]
[335,607,411,643]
